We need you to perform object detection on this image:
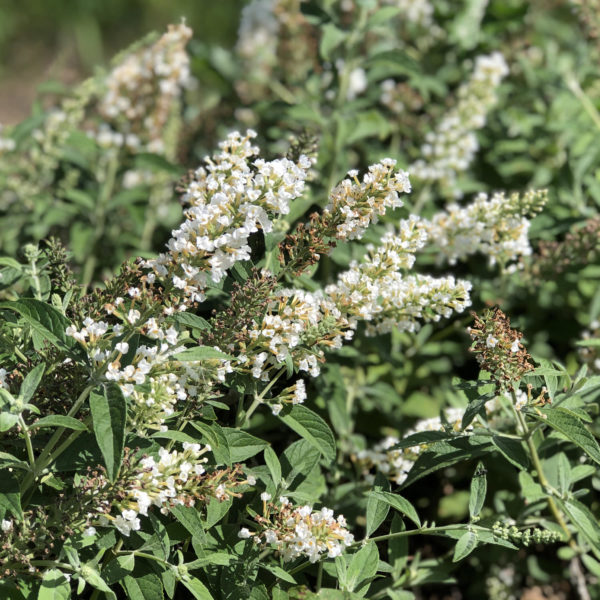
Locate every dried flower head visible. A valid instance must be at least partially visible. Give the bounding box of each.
[468,307,533,391]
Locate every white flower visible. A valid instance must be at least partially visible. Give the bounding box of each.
[115,342,129,354]
[260,492,272,501]
[84,526,97,536]
[1,519,13,532]
[238,527,252,539]
[486,335,498,348]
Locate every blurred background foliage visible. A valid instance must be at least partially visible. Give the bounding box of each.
[0,1,243,124]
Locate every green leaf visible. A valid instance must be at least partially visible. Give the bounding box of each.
[0,473,23,519]
[19,363,45,403]
[519,471,546,503]
[80,565,116,599]
[171,505,206,541]
[319,23,346,60]
[367,491,420,527]
[123,572,163,600]
[38,568,71,600]
[0,451,30,471]
[366,472,390,537]
[491,435,529,470]
[33,415,87,431]
[526,407,600,465]
[89,384,126,481]
[103,555,135,585]
[345,542,379,596]
[560,498,600,551]
[278,405,336,462]
[452,531,478,562]
[222,428,268,462]
[469,462,487,518]
[180,577,214,600]
[170,312,212,331]
[388,515,408,578]
[259,564,297,584]
[0,299,73,351]
[402,436,492,488]
[264,446,282,487]
[173,347,233,361]
[191,422,230,465]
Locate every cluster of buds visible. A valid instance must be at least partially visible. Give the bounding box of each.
[239,496,354,562]
[468,307,534,392]
[410,52,509,196]
[421,190,547,271]
[238,288,349,380]
[492,521,562,547]
[94,23,193,156]
[146,130,312,303]
[89,445,246,536]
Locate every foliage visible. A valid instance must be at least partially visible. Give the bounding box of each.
[1,1,600,598]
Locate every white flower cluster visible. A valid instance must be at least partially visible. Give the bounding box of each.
[420,190,547,270]
[146,130,311,302]
[96,23,193,155]
[236,0,279,75]
[410,52,509,195]
[66,300,232,434]
[239,497,354,562]
[242,288,348,380]
[326,216,472,335]
[269,379,307,415]
[95,443,212,536]
[324,159,411,241]
[235,217,471,381]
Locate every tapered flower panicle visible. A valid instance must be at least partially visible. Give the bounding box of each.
[146,130,311,302]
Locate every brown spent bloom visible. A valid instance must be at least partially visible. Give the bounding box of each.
[468,307,534,391]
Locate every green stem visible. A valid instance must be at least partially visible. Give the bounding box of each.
[236,367,286,427]
[316,561,323,591]
[28,257,43,301]
[21,383,94,494]
[513,391,575,547]
[18,416,35,468]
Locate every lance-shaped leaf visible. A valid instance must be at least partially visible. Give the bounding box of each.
[89,384,126,481]
[524,407,600,465]
[469,462,487,518]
